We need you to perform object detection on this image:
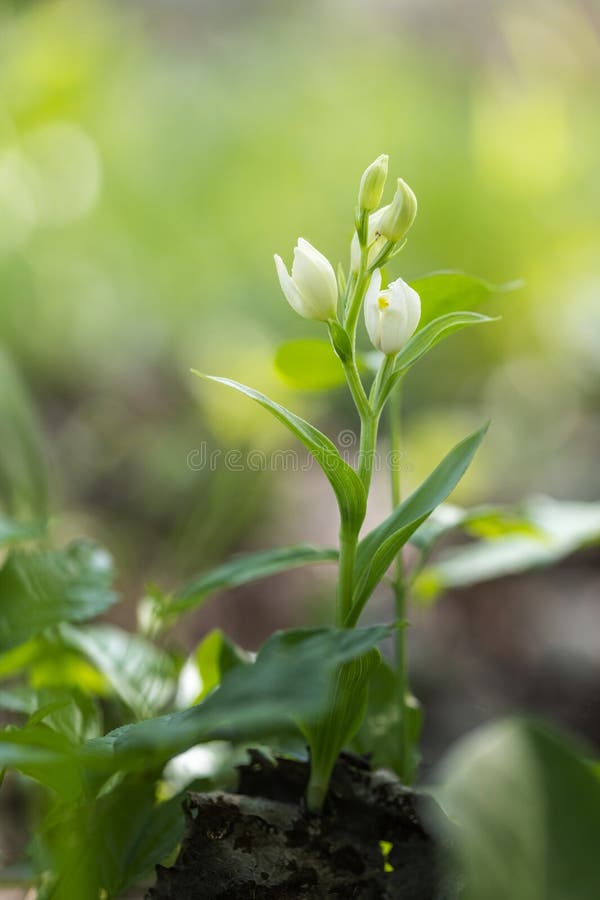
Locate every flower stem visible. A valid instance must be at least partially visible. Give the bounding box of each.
[389,382,411,782]
[336,528,357,627]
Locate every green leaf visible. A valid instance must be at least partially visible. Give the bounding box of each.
[275,339,346,389]
[192,373,367,534]
[0,514,46,547]
[0,542,117,653]
[352,659,422,779]
[379,312,497,407]
[347,425,488,625]
[84,625,390,773]
[302,649,381,810]
[0,348,49,518]
[433,719,600,900]
[413,497,600,601]
[166,544,338,618]
[38,775,184,900]
[176,629,252,707]
[0,687,101,742]
[0,724,82,797]
[410,271,519,329]
[59,624,177,720]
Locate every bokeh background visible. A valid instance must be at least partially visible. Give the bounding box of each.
[0,0,599,771]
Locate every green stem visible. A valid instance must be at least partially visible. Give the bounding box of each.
[357,411,378,494]
[389,382,411,782]
[336,528,357,627]
[342,358,371,420]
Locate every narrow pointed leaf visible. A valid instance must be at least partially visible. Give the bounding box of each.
[193,373,366,532]
[379,312,497,407]
[347,425,488,624]
[167,544,338,617]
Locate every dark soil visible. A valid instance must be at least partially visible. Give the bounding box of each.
[147,750,453,899]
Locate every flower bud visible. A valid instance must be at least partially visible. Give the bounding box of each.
[364,269,421,355]
[350,205,389,271]
[274,238,338,322]
[378,178,417,242]
[358,154,389,212]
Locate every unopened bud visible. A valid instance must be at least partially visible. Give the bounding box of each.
[358,154,389,212]
[378,178,417,242]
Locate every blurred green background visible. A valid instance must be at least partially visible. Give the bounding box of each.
[0,0,598,654]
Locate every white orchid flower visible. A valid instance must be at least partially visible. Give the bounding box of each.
[274,238,337,322]
[364,269,421,355]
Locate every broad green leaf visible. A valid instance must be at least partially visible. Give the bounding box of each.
[39,776,184,900]
[378,312,497,407]
[166,543,338,618]
[433,719,600,900]
[0,514,45,547]
[347,425,488,625]
[193,373,366,533]
[0,542,117,653]
[0,687,101,742]
[353,659,422,780]
[0,724,82,797]
[84,625,390,773]
[302,649,381,810]
[274,339,346,389]
[413,497,600,601]
[0,636,109,695]
[176,629,252,707]
[59,624,177,720]
[410,271,519,328]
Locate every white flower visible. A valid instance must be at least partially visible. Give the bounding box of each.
[364,269,421,355]
[274,238,338,322]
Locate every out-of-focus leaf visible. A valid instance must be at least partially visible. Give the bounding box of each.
[410,503,544,551]
[379,312,497,406]
[84,625,390,773]
[59,624,177,720]
[0,724,81,798]
[175,629,252,708]
[0,514,46,547]
[40,776,184,900]
[274,339,346,389]
[28,690,102,743]
[352,659,422,780]
[432,719,600,900]
[0,348,48,518]
[348,425,487,625]
[166,543,337,618]
[410,271,519,328]
[413,496,600,601]
[192,374,367,535]
[0,542,117,653]
[0,636,110,695]
[0,687,101,741]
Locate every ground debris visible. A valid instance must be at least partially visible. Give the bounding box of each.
[147,750,448,899]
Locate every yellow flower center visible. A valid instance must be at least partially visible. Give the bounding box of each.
[377,295,389,310]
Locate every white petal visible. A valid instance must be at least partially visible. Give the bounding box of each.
[274,253,307,317]
[364,269,383,350]
[291,239,337,320]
